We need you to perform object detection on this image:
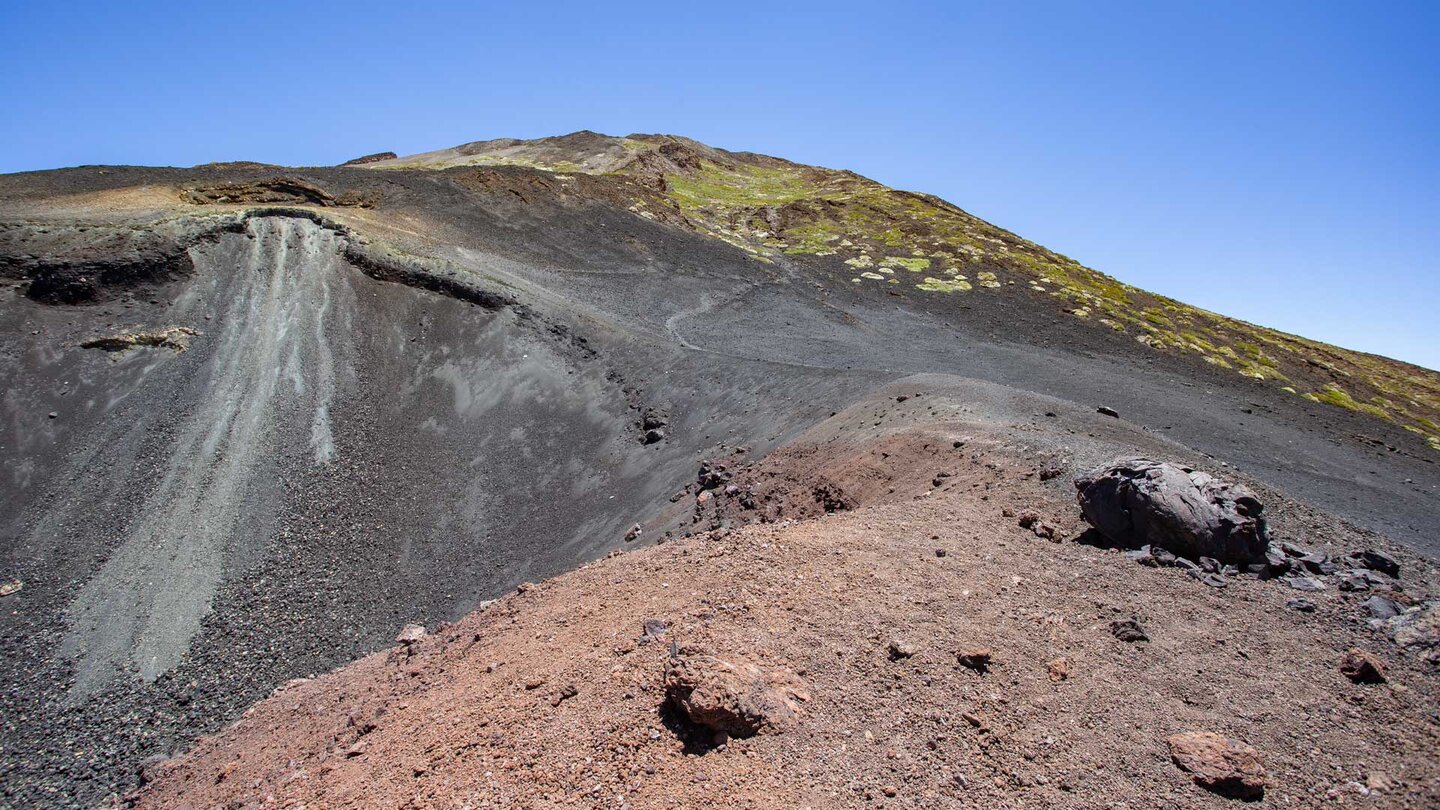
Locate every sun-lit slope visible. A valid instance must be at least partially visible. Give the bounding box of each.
[368,132,1440,450]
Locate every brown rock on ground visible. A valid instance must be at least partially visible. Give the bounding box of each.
[1339,648,1387,684]
[663,650,804,737]
[1167,730,1267,800]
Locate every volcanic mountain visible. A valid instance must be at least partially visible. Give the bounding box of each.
[0,132,1436,807]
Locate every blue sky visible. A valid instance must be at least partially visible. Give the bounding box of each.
[3,1,1436,369]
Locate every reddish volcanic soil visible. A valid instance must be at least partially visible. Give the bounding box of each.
[132,419,1440,809]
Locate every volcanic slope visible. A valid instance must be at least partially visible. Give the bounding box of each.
[0,132,1435,806]
[136,383,1440,809]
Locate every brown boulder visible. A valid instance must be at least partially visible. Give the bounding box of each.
[1167,731,1267,800]
[663,651,805,737]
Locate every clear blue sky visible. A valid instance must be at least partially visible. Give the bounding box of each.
[3,1,1436,369]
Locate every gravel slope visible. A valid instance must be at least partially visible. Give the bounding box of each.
[132,394,1440,808]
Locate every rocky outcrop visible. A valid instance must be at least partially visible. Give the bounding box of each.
[182,178,378,208]
[339,151,398,166]
[1075,458,1269,564]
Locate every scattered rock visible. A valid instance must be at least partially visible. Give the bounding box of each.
[550,684,578,706]
[395,624,427,646]
[1335,570,1371,592]
[642,428,666,445]
[1110,619,1149,643]
[1194,572,1229,588]
[1345,549,1400,579]
[1297,552,1336,576]
[1286,597,1317,612]
[1339,648,1386,684]
[1015,510,1040,529]
[1284,576,1326,592]
[1384,602,1440,664]
[934,548,947,558]
[1364,596,1401,620]
[1166,731,1267,800]
[1096,406,1120,418]
[1074,458,1268,564]
[81,326,197,353]
[524,677,547,690]
[1124,546,1158,566]
[887,639,919,661]
[624,523,642,543]
[639,618,669,644]
[1038,465,1064,481]
[0,580,21,597]
[956,648,992,672]
[1046,657,1070,682]
[663,650,805,737]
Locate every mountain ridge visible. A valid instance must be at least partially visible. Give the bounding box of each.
[359,131,1440,450]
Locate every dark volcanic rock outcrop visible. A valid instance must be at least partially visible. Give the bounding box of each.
[1075,458,1269,564]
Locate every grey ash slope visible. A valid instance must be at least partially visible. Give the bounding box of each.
[0,140,1434,806]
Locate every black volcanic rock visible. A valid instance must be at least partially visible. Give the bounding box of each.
[1074,458,1269,565]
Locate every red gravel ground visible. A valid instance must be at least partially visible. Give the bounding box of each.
[133,427,1440,809]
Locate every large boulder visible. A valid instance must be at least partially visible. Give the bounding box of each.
[1075,458,1268,565]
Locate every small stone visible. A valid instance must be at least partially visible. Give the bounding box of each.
[1364,596,1401,620]
[525,677,547,690]
[1339,648,1386,684]
[1167,731,1266,800]
[640,618,669,644]
[1286,597,1317,612]
[1110,619,1148,643]
[1195,572,1229,588]
[881,785,897,798]
[550,684,578,706]
[1284,576,1325,592]
[624,523,642,543]
[1335,570,1371,592]
[48,412,58,419]
[888,639,919,661]
[1046,657,1070,682]
[956,647,992,672]
[0,580,21,597]
[1349,549,1400,578]
[1016,510,1040,529]
[1096,406,1119,418]
[934,548,947,558]
[1124,546,1156,566]
[1298,553,1337,575]
[395,624,427,646]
